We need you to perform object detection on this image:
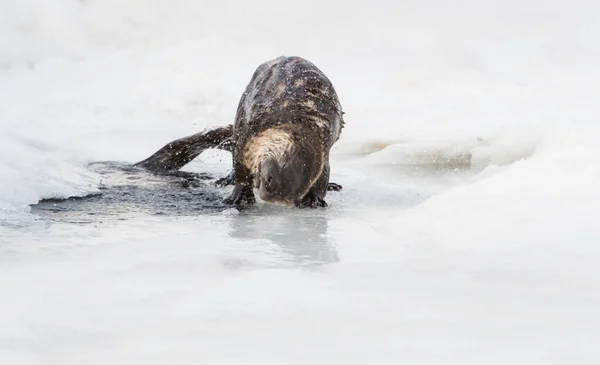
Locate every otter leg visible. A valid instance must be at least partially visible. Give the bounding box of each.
[223,183,256,206]
[134,125,233,173]
[296,162,332,208]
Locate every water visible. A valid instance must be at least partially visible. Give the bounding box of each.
[31,162,227,223]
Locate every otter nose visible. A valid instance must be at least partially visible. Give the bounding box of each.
[263,174,279,193]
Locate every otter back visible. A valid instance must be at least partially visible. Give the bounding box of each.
[232,56,344,156]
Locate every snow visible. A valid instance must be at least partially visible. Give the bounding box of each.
[2,0,600,363]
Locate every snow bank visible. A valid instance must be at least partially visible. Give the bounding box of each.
[377,124,600,274]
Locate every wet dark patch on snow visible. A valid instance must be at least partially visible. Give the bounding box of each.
[30,161,231,224]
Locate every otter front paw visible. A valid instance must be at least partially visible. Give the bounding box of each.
[296,193,327,208]
[327,182,342,191]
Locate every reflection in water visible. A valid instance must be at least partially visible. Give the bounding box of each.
[226,208,339,267]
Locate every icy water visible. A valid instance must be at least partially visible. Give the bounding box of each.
[31,162,227,222]
[27,157,469,233]
[29,156,472,224]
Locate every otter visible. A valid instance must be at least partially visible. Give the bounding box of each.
[134,56,344,208]
[219,56,344,208]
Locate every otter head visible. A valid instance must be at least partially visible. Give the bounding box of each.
[247,125,324,207]
[254,152,315,206]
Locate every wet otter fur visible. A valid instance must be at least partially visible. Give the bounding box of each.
[219,56,345,208]
[134,56,344,208]
[134,125,234,173]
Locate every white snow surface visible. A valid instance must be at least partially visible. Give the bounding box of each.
[2,0,600,364]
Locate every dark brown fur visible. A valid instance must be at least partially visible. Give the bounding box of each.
[134,125,233,173]
[223,56,344,208]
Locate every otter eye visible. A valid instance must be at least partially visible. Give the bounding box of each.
[267,176,273,184]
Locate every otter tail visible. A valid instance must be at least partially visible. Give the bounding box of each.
[134,125,233,173]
